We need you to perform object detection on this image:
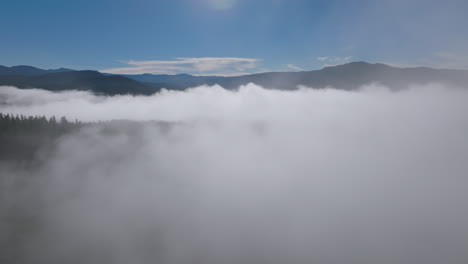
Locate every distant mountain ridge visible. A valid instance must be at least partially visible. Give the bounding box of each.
[0,70,160,95]
[0,65,73,76]
[120,62,468,90]
[1,62,467,95]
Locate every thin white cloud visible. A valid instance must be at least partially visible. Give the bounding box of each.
[380,62,424,68]
[208,0,236,10]
[101,57,261,76]
[426,52,468,69]
[317,56,353,67]
[383,52,468,70]
[286,64,304,71]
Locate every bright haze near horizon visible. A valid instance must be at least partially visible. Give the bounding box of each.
[1,1,468,264]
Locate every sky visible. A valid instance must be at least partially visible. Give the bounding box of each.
[1,0,468,75]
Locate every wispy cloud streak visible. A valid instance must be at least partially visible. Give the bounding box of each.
[286,64,305,71]
[102,57,261,76]
[316,56,353,67]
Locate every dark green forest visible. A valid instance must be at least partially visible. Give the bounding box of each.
[0,113,174,264]
[0,113,84,264]
[0,113,175,163]
[0,113,83,161]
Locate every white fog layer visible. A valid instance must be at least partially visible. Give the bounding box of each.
[1,84,468,264]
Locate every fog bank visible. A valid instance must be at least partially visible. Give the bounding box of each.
[1,83,468,264]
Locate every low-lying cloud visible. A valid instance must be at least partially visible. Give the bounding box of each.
[1,83,468,264]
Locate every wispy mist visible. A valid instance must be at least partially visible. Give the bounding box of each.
[1,83,468,264]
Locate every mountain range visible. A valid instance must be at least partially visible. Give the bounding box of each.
[0,65,73,76]
[0,62,467,95]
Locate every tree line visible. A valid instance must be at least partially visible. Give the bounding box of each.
[0,113,83,161]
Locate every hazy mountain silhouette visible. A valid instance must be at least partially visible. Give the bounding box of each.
[0,70,161,95]
[121,62,468,90]
[1,62,467,95]
[0,65,73,76]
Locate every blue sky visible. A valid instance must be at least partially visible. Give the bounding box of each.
[1,0,467,75]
